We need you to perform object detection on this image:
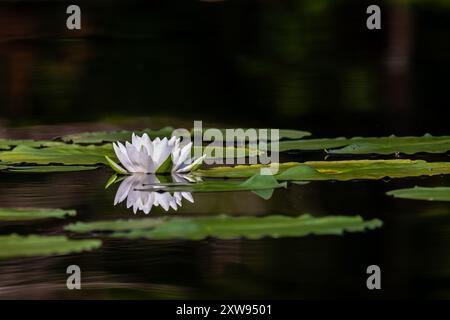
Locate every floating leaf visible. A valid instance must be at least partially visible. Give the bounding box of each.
[138,174,287,195]
[65,218,165,233]
[277,137,352,152]
[0,208,76,221]
[196,128,311,141]
[59,127,175,144]
[196,162,299,178]
[197,160,450,181]
[277,129,312,140]
[283,160,450,181]
[329,135,450,155]
[0,139,65,150]
[3,165,98,173]
[65,214,382,240]
[0,234,101,259]
[0,144,253,166]
[387,186,450,202]
[0,144,115,165]
[60,127,310,144]
[276,134,450,154]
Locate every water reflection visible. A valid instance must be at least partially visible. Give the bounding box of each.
[113,173,195,214]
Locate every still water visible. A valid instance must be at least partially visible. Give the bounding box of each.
[1,133,450,299]
[1,0,450,299]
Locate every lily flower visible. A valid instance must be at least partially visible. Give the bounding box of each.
[114,173,195,214]
[106,133,205,174]
[171,139,206,173]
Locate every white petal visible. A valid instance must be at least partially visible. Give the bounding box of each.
[114,176,135,205]
[176,154,205,173]
[113,142,135,172]
[181,192,194,203]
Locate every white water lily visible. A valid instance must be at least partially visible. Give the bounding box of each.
[106,133,205,174]
[114,173,196,214]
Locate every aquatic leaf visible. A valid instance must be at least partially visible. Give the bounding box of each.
[387,186,450,202]
[0,139,65,150]
[0,144,253,166]
[277,137,352,152]
[197,160,450,181]
[4,165,98,173]
[277,129,312,140]
[329,135,450,155]
[139,174,287,194]
[0,208,76,221]
[197,128,311,141]
[59,127,175,144]
[276,134,450,154]
[61,127,311,144]
[0,234,101,259]
[0,144,115,165]
[283,160,450,181]
[65,218,166,233]
[64,214,382,240]
[196,162,300,178]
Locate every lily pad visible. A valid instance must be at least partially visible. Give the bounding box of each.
[0,144,115,165]
[0,144,254,166]
[276,134,450,154]
[0,234,101,260]
[196,128,311,141]
[329,135,450,155]
[196,162,300,178]
[0,208,76,221]
[387,186,450,202]
[60,127,311,144]
[65,214,382,240]
[3,165,98,173]
[59,127,175,144]
[0,139,65,150]
[197,160,450,181]
[139,174,287,194]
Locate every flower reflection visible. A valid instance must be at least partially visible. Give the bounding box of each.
[113,173,196,214]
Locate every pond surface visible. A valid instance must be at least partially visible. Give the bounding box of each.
[1,123,450,299]
[1,0,450,299]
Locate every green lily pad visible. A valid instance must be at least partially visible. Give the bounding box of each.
[276,134,450,154]
[387,186,450,202]
[197,160,450,181]
[0,144,115,165]
[59,127,175,144]
[65,214,382,240]
[0,139,65,150]
[196,162,300,178]
[196,128,311,141]
[142,174,287,194]
[0,234,102,260]
[60,127,310,144]
[3,165,98,173]
[0,208,76,221]
[329,135,450,155]
[0,144,254,166]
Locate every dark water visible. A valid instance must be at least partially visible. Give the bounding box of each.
[1,156,450,299]
[1,0,450,299]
